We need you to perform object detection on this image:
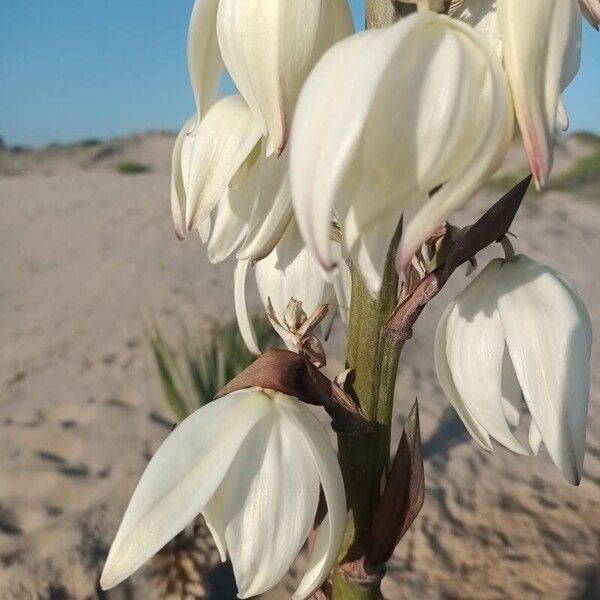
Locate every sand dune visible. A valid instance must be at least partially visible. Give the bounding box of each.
[1,134,598,599]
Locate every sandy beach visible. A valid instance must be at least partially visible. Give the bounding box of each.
[1,133,598,599]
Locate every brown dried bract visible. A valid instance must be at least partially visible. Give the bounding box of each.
[216,348,374,434]
[365,400,424,569]
[266,298,329,368]
[386,175,532,343]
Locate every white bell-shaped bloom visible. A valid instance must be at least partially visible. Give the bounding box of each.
[449,0,582,189]
[187,0,223,126]
[290,11,513,297]
[255,221,338,324]
[216,0,354,157]
[235,220,350,354]
[497,0,581,189]
[179,1,354,260]
[435,255,592,484]
[100,388,345,599]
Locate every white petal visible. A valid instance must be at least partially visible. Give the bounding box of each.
[209,401,321,598]
[185,95,263,230]
[544,265,593,355]
[100,390,271,589]
[497,0,581,188]
[397,16,514,271]
[207,163,259,263]
[290,12,513,292]
[187,0,222,124]
[275,395,346,600]
[556,96,570,132]
[497,255,591,484]
[254,220,334,328]
[580,0,600,29]
[182,129,212,242]
[322,0,356,45]
[171,115,197,240]
[237,150,294,261]
[202,495,227,563]
[445,260,527,454]
[449,0,501,55]
[234,259,260,355]
[501,348,523,428]
[349,217,401,299]
[216,0,352,157]
[435,301,493,452]
[529,419,543,456]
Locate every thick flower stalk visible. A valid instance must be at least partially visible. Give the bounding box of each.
[435,254,592,484]
[289,11,513,296]
[100,388,346,599]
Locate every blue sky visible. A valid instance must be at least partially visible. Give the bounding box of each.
[1,1,598,146]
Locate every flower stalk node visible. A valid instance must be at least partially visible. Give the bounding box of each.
[386,175,532,343]
[217,348,375,435]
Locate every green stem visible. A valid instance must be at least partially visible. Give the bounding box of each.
[332,224,402,600]
[330,4,414,598]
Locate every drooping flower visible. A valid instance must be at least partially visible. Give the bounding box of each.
[449,0,583,189]
[216,0,354,156]
[289,11,513,296]
[435,255,591,484]
[178,1,355,260]
[100,388,346,599]
[497,0,582,188]
[235,220,350,355]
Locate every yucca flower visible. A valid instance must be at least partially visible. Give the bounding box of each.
[216,0,355,157]
[235,220,351,355]
[435,255,592,484]
[173,0,355,261]
[289,11,513,296]
[100,388,346,599]
[449,0,583,189]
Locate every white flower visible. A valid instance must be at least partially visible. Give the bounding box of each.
[100,388,346,599]
[235,220,350,355]
[449,0,582,189]
[435,255,592,484]
[177,1,355,260]
[289,11,513,297]
[216,0,354,156]
[498,0,581,188]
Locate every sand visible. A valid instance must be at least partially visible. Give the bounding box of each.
[1,134,598,599]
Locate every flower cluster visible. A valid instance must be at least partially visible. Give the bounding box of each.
[102,1,595,598]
